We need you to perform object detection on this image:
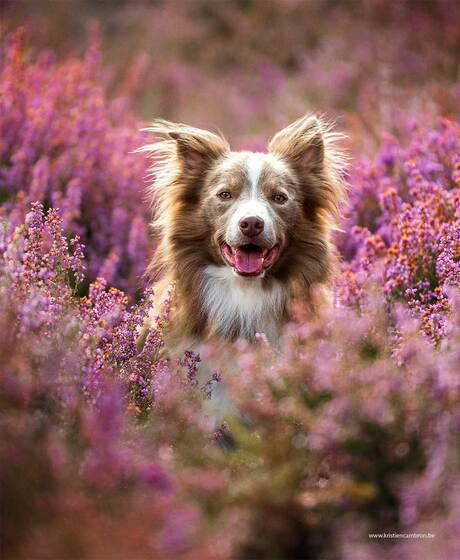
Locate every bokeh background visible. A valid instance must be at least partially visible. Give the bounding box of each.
[5,0,460,144]
[1,2,460,560]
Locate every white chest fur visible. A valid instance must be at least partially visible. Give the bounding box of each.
[201,265,287,344]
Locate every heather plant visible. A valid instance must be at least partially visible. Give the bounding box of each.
[208,286,460,559]
[0,28,150,295]
[5,0,459,144]
[340,118,460,340]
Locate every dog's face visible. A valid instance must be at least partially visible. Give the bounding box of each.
[202,152,301,277]
[143,115,345,285]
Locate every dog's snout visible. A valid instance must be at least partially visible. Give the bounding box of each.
[239,216,264,238]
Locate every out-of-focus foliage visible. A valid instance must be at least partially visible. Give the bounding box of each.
[4,0,460,145]
[1,2,460,558]
[0,27,150,295]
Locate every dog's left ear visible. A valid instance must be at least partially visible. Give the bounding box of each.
[141,120,229,175]
[268,114,347,221]
[268,115,325,174]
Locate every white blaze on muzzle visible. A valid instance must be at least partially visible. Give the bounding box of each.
[226,153,277,247]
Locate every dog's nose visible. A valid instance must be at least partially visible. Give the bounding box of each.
[239,216,264,237]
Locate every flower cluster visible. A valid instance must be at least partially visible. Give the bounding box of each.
[6,0,459,144]
[0,201,84,337]
[340,119,460,340]
[0,28,150,294]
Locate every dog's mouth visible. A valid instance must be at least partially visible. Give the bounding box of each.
[221,243,279,277]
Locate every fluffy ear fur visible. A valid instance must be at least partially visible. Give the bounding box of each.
[268,114,347,224]
[268,115,325,173]
[139,119,229,177]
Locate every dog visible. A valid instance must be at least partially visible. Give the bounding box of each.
[138,114,346,357]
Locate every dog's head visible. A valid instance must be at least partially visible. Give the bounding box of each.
[141,115,346,284]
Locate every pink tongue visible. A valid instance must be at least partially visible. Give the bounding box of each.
[234,247,264,274]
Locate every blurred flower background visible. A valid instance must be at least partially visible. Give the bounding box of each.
[1,1,459,559]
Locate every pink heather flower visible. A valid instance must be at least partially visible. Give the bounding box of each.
[0,29,151,295]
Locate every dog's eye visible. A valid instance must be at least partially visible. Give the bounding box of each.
[217,191,232,200]
[273,193,287,203]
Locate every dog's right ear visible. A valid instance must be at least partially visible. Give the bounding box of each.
[139,119,229,175]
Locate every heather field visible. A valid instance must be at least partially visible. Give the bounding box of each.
[1,1,460,559]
